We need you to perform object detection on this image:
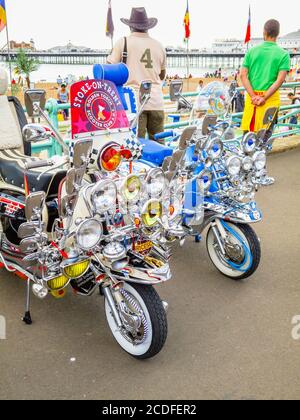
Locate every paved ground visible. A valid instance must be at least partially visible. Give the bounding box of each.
[1,148,300,401]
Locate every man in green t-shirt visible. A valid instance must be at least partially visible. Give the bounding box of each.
[241,19,290,132]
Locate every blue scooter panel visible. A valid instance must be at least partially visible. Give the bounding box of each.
[140,138,173,166]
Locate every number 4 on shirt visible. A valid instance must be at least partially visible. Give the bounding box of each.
[140,49,153,69]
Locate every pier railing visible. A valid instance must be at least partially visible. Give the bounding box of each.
[31,82,300,157]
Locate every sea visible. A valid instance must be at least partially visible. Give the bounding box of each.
[27,64,234,83]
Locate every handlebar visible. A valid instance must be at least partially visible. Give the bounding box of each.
[154,131,174,141]
[25,160,54,171]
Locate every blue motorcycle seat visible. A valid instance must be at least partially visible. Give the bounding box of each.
[139,138,173,166]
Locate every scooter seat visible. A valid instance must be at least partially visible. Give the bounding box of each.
[139,138,173,166]
[0,150,66,197]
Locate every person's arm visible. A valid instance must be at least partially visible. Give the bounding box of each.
[263,71,287,102]
[240,67,258,102]
[160,48,167,81]
[159,69,166,81]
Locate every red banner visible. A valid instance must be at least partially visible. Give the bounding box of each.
[70,79,129,138]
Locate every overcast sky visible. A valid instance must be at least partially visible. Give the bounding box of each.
[1,0,299,50]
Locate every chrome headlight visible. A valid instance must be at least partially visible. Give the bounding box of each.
[142,200,163,228]
[197,170,213,193]
[253,151,267,171]
[242,132,257,154]
[121,175,142,203]
[91,180,117,214]
[76,219,103,251]
[146,168,167,198]
[207,135,223,160]
[242,156,254,172]
[226,156,242,176]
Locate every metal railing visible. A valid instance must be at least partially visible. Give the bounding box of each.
[31,82,300,157]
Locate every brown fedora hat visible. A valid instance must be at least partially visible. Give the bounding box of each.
[121,7,158,31]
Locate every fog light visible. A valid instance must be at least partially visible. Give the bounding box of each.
[32,284,48,299]
[47,275,69,291]
[63,259,90,279]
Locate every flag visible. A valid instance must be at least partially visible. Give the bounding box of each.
[244,5,251,44]
[0,0,7,33]
[184,0,191,42]
[106,0,114,39]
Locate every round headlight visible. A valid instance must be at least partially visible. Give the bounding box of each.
[242,156,254,172]
[142,200,163,228]
[253,151,267,171]
[207,135,223,160]
[121,175,142,203]
[76,219,103,251]
[226,156,242,176]
[242,132,257,154]
[91,180,117,214]
[146,168,167,198]
[197,170,213,193]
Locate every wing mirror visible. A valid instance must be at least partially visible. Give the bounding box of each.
[25,192,46,221]
[139,80,152,105]
[202,115,218,136]
[22,124,51,143]
[263,107,278,126]
[18,221,45,239]
[178,126,197,151]
[24,89,46,117]
[72,139,93,169]
[169,80,183,102]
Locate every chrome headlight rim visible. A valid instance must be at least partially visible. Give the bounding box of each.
[253,151,267,171]
[90,179,117,214]
[197,169,213,193]
[226,155,242,176]
[75,218,103,251]
[145,168,167,198]
[206,134,224,160]
[242,132,257,154]
[141,199,163,228]
[121,174,143,204]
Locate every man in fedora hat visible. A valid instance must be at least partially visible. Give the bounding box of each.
[108,7,166,140]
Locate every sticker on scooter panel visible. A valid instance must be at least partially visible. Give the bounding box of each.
[70,80,129,138]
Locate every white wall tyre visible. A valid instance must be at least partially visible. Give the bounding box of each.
[104,283,168,360]
[206,222,261,281]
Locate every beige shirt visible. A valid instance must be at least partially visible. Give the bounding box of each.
[107,32,166,111]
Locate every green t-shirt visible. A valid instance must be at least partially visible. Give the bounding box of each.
[243,42,291,91]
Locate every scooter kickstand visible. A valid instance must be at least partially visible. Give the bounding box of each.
[22,279,32,325]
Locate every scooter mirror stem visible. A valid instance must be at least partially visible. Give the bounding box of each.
[130,93,151,131]
[34,104,69,155]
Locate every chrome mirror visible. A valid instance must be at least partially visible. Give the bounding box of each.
[22,124,51,143]
[169,80,183,102]
[169,150,184,172]
[60,195,77,219]
[178,126,197,151]
[202,115,218,135]
[73,139,93,169]
[263,107,278,126]
[162,156,171,172]
[24,90,46,117]
[20,238,39,254]
[139,80,152,104]
[65,168,85,196]
[25,192,45,221]
[18,221,45,239]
